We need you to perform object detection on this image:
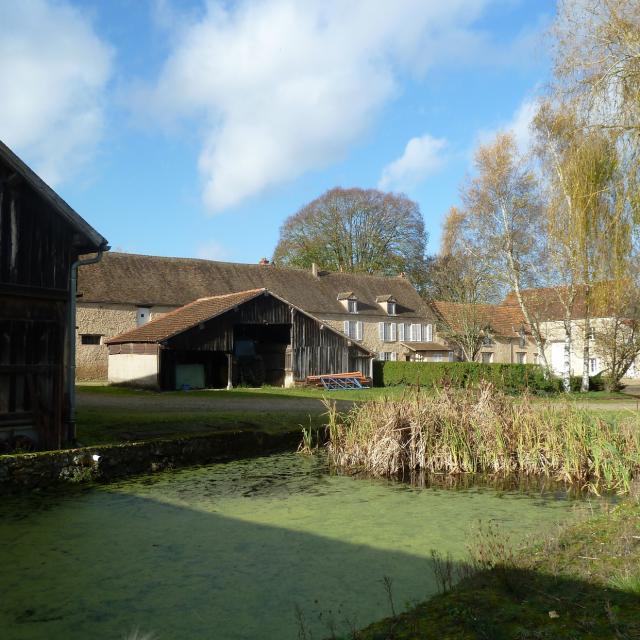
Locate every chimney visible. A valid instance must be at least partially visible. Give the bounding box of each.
[259,258,270,266]
[311,262,319,278]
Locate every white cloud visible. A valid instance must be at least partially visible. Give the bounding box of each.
[378,134,447,192]
[195,240,230,261]
[476,97,539,154]
[0,0,112,186]
[142,0,518,213]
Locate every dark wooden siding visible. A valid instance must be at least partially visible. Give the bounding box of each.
[139,293,370,384]
[0,167,77,447]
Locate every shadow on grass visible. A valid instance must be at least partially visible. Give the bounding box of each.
[358,565,640,640]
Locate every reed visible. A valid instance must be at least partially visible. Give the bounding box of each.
[326,383,640,493]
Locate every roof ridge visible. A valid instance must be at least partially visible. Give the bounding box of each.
[104,251,410,282]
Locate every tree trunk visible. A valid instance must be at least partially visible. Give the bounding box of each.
[581,318,590,392]
[581,286,591,392]
[563,320,572,393]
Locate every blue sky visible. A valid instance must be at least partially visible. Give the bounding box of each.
[0,0,555,263]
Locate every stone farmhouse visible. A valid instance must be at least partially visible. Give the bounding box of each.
[76,252,441,382]
[431,301,539,364]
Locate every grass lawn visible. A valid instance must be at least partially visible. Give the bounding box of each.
[77,383,635,403]
[354,499,640,639]
[76,407,325,446]
[75,384,639,447]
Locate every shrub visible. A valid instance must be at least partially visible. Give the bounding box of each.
[372,361,606,394]
[373,361,556,393]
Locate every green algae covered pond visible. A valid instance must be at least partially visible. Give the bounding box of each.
[0,452,600,640]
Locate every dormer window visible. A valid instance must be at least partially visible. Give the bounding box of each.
[376,295,397,315]
[337,292,358,314]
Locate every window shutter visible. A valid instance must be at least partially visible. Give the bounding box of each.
[398,323,405,341]
[378,322,384,341]
[391,351,398,361]
[344,320,350,337]
[357,321,363,341]
[391,323,397,341]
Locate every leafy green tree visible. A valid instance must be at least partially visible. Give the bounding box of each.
[272,187,428,283]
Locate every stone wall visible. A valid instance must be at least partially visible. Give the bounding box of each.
[76,302,175,381]
[0,429,302,492]
[322,314,441,360]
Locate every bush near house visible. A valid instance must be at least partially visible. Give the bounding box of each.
[372,361,604,393]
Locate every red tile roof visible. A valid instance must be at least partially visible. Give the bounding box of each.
[106,290,265,344]
[432,300,529,338]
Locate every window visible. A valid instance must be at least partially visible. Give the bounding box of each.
[481,352,493,364]
[482,334,494,346]
[378,322,397,342]
[589,357,598,374]
[136,307,151,327]
[347,299,358,314]
[410,324,422,342]
[343,320,363,340]
[387,301,396,316]
[588,327,596,340]
[378,351,397,361]
[516,352,526,364]
[81,334,102,345]
[424,324,433,342]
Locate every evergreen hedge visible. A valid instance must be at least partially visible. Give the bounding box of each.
[372,361,603,393]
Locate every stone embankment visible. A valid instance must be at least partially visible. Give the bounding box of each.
[0,429,301,492]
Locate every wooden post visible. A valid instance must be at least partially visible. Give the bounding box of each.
[226,353,233,390]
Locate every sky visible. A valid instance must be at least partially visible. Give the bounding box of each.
[0,0,556,263]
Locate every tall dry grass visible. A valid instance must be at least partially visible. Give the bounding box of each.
[326,383,640,493]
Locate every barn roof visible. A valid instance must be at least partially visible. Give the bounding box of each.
[431,301,529,338]
[106,288,373,354]
[0,140,107,253]
[79,252,433,319]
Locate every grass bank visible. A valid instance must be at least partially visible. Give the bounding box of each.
[353,499,640,639]
[326,384,640,493]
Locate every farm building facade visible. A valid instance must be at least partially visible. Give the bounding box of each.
[0,141,108,448]
[106,289,372,389]
[76,252,442,382]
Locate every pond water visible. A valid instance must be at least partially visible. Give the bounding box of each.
[0,453,599,640]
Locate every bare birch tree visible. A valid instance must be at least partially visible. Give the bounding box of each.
[455,133,550,370]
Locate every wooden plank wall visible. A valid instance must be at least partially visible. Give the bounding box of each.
[0,166,74,447]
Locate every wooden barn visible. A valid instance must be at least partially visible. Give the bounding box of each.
[106,289,373,390]
[0,141,108,450]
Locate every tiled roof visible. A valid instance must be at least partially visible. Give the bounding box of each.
[78,252,434,320]
[106,290,264,344]
[501,285,599,321]
[106,288,373,355]
[402,342,452,352]
[432,301,529,338]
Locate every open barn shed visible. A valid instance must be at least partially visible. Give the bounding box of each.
[106,289,373,390]
[0,141,108,449]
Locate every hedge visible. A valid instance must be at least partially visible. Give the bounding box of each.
[372,361,603,393]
